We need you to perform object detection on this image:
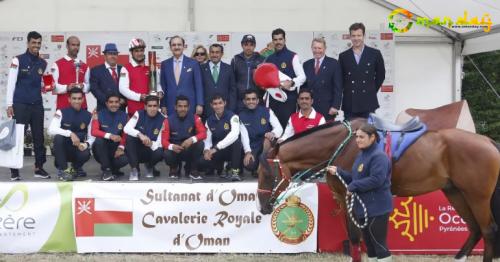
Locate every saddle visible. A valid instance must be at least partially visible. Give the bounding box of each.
[368,114,427,161]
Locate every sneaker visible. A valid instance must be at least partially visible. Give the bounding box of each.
[102,169,114,181]
[145,167,154,178]
[75,167,87,177]
[10,170,20,181]
[129,168,139,181]
[168,167,179,179]
[34,168,51,179]
[58,168,74,181]
[189,171,203,181]
[230,169,242,182]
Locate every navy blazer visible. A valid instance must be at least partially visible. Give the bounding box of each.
[160,55,204,115]
[302,56,342,120]
[338,46,385,114]
[201,61,236,117]
[90,64,123,112]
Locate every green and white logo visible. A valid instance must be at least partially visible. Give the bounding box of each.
[271,195,314,245]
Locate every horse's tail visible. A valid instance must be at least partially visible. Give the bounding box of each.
[259,139,280,175]
[491,140,500,257]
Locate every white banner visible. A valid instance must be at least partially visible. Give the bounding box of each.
[73,182,318,253]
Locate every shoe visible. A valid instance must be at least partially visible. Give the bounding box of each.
[75,167,87,177]
[34,168,51,179]
[10,170,20,181]
[102,169,114,181]
[230,169,242,182]
[112,170,125,177]
[168,167,179,179]
[58,168,74,181]
[129,168,139,181]
[145,167,154,178]
[153,167,160,177]
[189,171,203,181]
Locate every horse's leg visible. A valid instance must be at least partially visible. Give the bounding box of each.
[442,185,482,261]
[345,216,362,262]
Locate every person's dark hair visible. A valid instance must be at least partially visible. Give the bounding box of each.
[298,88,313,99]
[358,123,380,143]
[106,92,121,102]
[169,35,185,46]
[69,87,84,97]
[145,95,160,104]
[244,89,259,99]
[27,31,42,42]
[210,93,225,103]
[175,95,190,105]
[349,23,366,35]
[209,43,224,54]
[271,28,286,39]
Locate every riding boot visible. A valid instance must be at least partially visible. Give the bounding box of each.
[377,255,392,262]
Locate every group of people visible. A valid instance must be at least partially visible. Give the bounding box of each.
[5,23,386,183]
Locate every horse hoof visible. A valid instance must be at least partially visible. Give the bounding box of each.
[454,256,467,262]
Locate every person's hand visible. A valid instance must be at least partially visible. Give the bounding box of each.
[264,132,275,141]
[140,94,147,101]
[110,134,121,143]
[328,107,338,116]
[70,133,81,146]
[119,98,127,106]
[243,152,255,167]
[114,147,124,158]
[196,105,203,116]
[203,149,212,161]
[326,165,337,175]
[6,106,14,118]
[172,144,183,153]
[138,133,152,147]
[280,80,293,90]
[78,142,88,151]
[161,107,167,115]
[66,83,77,92]
[346,191,352,197]
[158,92,164,99]
[181,138,193,149]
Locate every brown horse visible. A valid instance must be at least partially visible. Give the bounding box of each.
[257,118,500,262]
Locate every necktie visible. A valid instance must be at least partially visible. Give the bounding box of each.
[110,67,118,83]
[212,64,219,83]
[174,60,181,85]
[314,59,320,75]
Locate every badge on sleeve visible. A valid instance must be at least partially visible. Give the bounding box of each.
[10,63,18,69]
[118,123,123,130]
[357,163,364,172]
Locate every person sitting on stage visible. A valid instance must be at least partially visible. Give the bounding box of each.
[124,94,165,181]
[239,89,282,176]
[48,88,93,181]
[198,94,241,181]
[91,93,129,181]
[279,88,325,142]
[161,95,206,180]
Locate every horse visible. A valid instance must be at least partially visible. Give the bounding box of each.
[256,118,500,262]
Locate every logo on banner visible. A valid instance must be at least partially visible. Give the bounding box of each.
[86,45,130,68]
[74,198,133,237]
[0,184,28,212]
[271,195,314,244]
[390,197,435,242]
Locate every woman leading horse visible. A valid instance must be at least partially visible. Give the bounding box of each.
[256,118,500,262]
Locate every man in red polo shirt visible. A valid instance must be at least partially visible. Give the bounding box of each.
[279,88,325,142]
[119,38,163,117]
[51,36,90,110]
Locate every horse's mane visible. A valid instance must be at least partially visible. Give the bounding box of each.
[281,120,344,145]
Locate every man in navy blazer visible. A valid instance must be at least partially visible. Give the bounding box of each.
[160,36,204,116]
[303,38,342,121]
[200,43,236,119]
[90,43,126,112]
[339,23,385,120]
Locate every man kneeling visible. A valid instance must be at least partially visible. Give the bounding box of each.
[124,95,165,181]
[161,95,206,180]
[48,88,93,181]
[91,93,129,181]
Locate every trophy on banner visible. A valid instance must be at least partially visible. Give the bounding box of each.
[148,51,158,96]
[42,73,55,93]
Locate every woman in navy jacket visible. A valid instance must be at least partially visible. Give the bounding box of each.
[327,123,392,262]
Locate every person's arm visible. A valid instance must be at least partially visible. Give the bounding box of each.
[89,69,108,106]
[192,115,207,142]
[6,58,19,107]
[85,119,95,148]
[319,116,326,125]
[375,50,386,92]
[269,109,283,137]
[118,67,141,101]
[331,60,343,110]
[161,118,172,150]
[203,122,213,150]
[215,115,240,150]
[119,133,127,150]
[228,67,237,112]
[159,63,167,108]
[151,119,166,150]
[348,154,391,193]
[123,111,141,137]
[337,167,353,184]
[82,67,90,93]
[291,54,306,90]
[240,123,252,153]
[90,114,109,139]
[47,110,72,137]
[193,61,204,107]
[52,62,68,94]
[279,118,294,142]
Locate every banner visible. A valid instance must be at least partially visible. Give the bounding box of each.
[72,182,318,253]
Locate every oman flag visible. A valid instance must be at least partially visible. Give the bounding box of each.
[75,198,133,237]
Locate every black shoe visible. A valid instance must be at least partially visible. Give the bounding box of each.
[102,170,114,181]
[75,167,87,177]
[34,168,51,179]
[153,167,160,177]
[58,168,74,182]
[10,170,20,181]
[168,167,179,179]
[112,170,125,177]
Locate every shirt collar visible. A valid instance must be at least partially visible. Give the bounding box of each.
[315,55,325,65]
[174,55,183,63]
[105,62,116,69]
[353,45,365,55]
[298,108,317,119]
[64,55,79,62]
[130,59,141,67]
[209,61,220,68]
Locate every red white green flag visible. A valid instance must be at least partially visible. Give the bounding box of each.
[74,198,133,237]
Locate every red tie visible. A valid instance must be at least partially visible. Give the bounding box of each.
[314,59,320,75]
[111,67,118,83]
